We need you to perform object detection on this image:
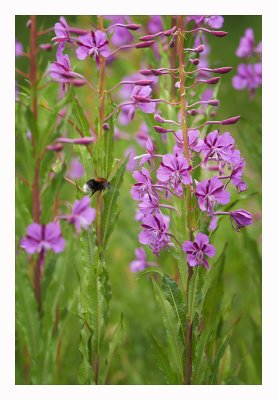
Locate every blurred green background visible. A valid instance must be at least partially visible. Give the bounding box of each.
[15,15,262,384]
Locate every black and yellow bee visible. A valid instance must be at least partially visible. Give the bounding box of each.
[83,177,111,196]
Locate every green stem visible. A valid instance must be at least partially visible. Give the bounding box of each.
[177,15,193,385]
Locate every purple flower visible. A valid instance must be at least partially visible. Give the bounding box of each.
[125,147,138,171]
[202,130,240,164]
[229,158,247,192]
[131,167,153,201]
[196,177,230,212]
[50,44,86,88]
[67,196,96,233]
[236,28,255,58]
[187,15,224,29]
[157,153,192,195]
[138,212,170,255]
[130,247,147,272]
[174,129,203,155]
[105,15,134,46]
[119,85,156,123]
[182,232,216,270]
[148,15,163,34]
[15,40,23,57]
[138,193,160,215]
[76,30,110,67]
[67,157,84,180]
[232,63,262,96]
[230,209,252,230]
[20,222,65,254]
[53,16,72,43]
[137,138,156,166]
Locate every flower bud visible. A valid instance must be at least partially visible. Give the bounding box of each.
[125,24,141,30]
[230,209,252,229]
[212,67,232,74]
[208,99,220,106]
[154,114,165,123]
[134,80,154,86]
[139,34,155,41]
[205,77,221,84]
[164,26,176,36]
[135,40,155,48]
[189,109,199,116]
[139,69,153,76]
[195,45,205,53]
[211,30,228,37]
[169,37,175,48]
[47,144,64,152]
[190,58,200,65]
[154,126,168,134]
[102,123,110,131]
[222,116,240,125]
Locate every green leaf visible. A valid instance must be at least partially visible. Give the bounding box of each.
[162,274,186,345]
[151,277,184,382]
[209,335,231,384]
[148,330,178,385]
[15,256,40,376]
[192,327,212,384]
[101,159,127,249]
[102,314,124,384]
[72,96,90,136]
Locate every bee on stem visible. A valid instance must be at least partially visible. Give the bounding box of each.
[83,177,111,196]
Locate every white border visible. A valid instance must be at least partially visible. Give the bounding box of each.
[1,0,276,399]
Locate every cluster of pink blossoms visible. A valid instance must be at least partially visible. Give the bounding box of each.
[130,16,253,270]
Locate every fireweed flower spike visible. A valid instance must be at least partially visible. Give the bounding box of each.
[182,232,216,270]
[76,30,110,67]
[20,222,65,255]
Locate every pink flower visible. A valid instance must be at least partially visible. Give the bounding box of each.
[138,212,170,255]
[76,30,110,67]
[157,153,192,195]
[67,158,84,180]
[67,196,96,233]
[196,177,230,212]
[20,222,65,254]
[131,167,154,201]
[182,232,216,270]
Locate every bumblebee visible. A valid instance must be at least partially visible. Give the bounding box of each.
[83,177,111,196]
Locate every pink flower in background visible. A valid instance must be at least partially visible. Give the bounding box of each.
[105,15,134,46]
[67,158,84,180]
[66,197,96,233]
[232,63,262,96]
[20,223,65,254]
[174,129,203,155]
[76,30,110,67]
[119,85,156,124]
[187,15,224,29]
[53,16,72,43]
[196,177,230,212]
[125,147,138,171]
[130,248,147,272]
[236,28,255,58]
[182,232,216,270]
[135,122,150,147]
[15,40,23,57]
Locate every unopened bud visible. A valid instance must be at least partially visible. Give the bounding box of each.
[189,109,199,116]
[205,77,221,84]
[40,43,53,51]
[154,114,165,123]
[208,99,220,106]
[134,79,154,86]
[211,30,228,37]
[135,40,155,49]
[125,24,141,30]
[154,126,168,134]
[164,26,176,36]
[195,45,205,53]
[213,67,232,74]
[103,123,110,131]
[169,37,175,48]
[222,116,240,125]
[139,69,153,76]
[190,58,200,65]
[139,34,155,41]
